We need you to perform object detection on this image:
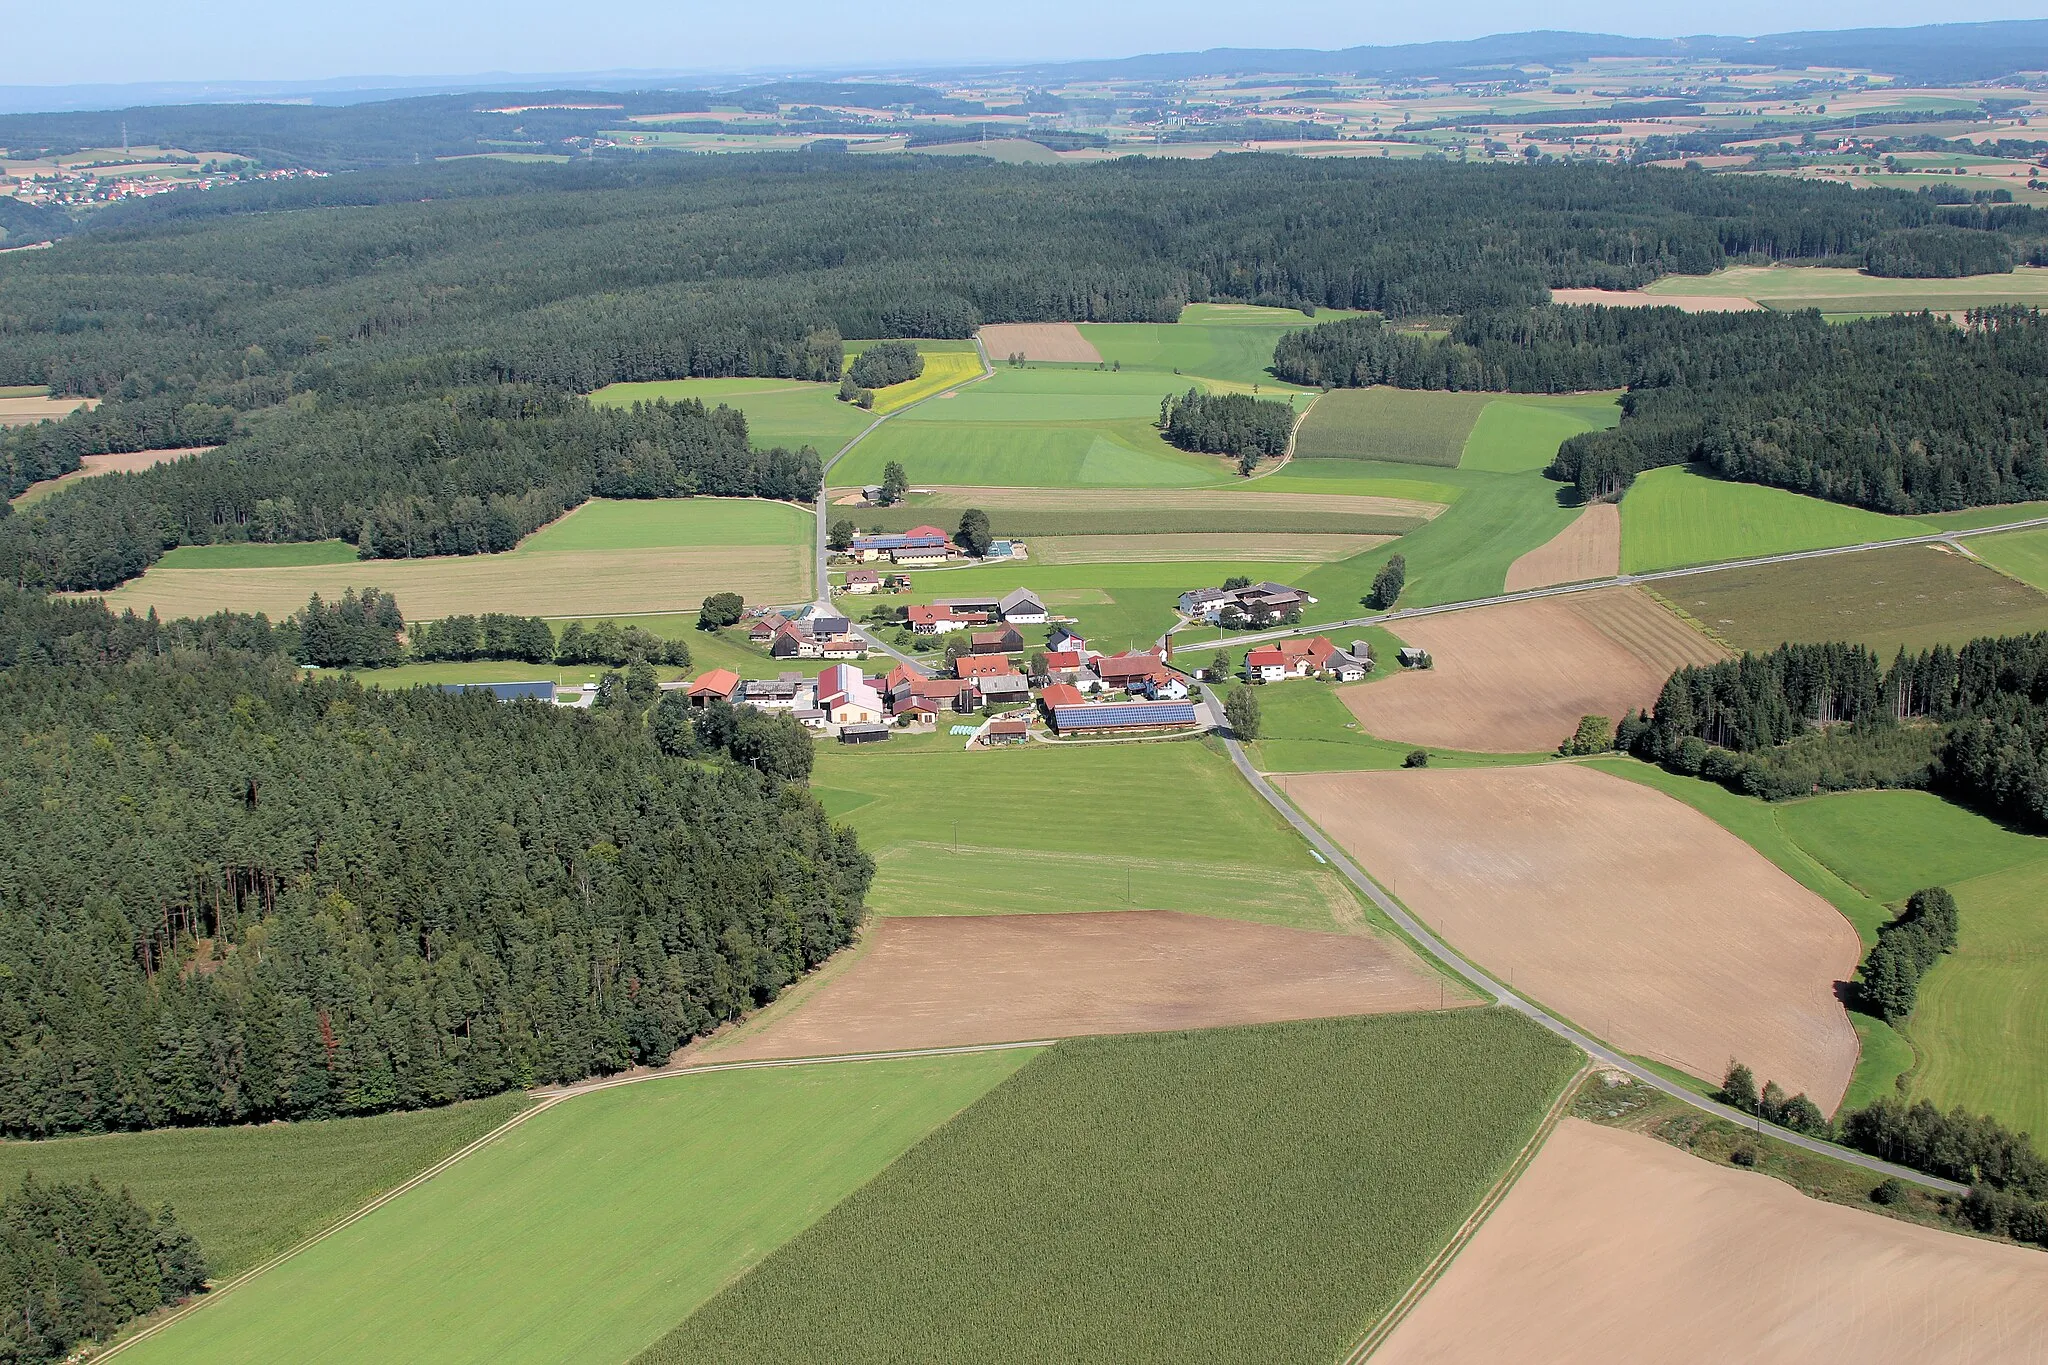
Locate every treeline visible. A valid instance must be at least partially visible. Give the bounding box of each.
[1157,389,1295,469]
[1,1175,209,1364]
[0,391,821,592]
[1864,225,2015,277]
[1860,887,1959,1024]
[1278,305,2048,514]
[1625,634,2048,824]
[0,586,870,1137]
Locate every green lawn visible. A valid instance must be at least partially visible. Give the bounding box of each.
[155,541,361,569]
[1968,525,2048,594]
[1619,466,1932,573]
[0,1094,526,1279]
[1292,388,1493,465]
[123,1053,1032,1365]
[1457,393,1621,474]
[1079,306,1330,389]
[1251,459,1472,508]
[811,731,1360,930]
[639,1011,1584,1365]
[518,497,812,552]
[587,377,872,455]
[1642,264,2048,310]
[1586,759,2048,1133]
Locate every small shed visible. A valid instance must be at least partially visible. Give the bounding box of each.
[838,723,892,744]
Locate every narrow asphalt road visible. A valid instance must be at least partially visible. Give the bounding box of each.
[1200,513,2048,652]
[1198,684,1967,1195]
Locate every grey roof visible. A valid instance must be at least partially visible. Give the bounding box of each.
[976,673,1030,691]
[810,615,851,636]
[998,587,1047,613]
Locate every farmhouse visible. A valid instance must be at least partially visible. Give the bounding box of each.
[907,604,989,634]
[954,653,1016,681]
[1249,636,1372,683]
[1039,682,1088,711]
[975,673,1031,706]
[1181,581,1317,624]
[848,526,952,563]
[746,611,790,645]
[1092,650,1175,691]
[816,664,884,726]
[843,569,882,593]
[972,627,1026,655]
[892,675,976,715]
[997,588,1048,624]
[1048,626,1089,655]
[1041,649,1087,681]
[1246,646,1306,682]
[1050,698,1201,734]
[686,669,743,707]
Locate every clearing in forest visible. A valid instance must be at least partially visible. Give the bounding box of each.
[977,322,1102,363]
[1504,503,1620,590]
[1275,765,1862,1108]
[11,447,212,506]
[1341,586,1724,754]
[119,1053,1031,1365]
[639,1012,1584,1365]
[706,910,1459,1061]
[1641,263,2048,316]
[1547,287,1763,311]
[588,376,872,454]
[1662,543,2048,654]
[1374,1119,2048,1365]
[1293,388,1493,465]
[0,393,94,426]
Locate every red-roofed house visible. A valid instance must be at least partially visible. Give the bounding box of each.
[815,664,883,726]
[1039,682,1087,711]
[954,653,1015,681]
[1043,649,1085,673]
[687,669,743,707]
[907,605,987,635]
[747,612,789,645]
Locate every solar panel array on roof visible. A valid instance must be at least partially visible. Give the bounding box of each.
[1053,701,1197,731]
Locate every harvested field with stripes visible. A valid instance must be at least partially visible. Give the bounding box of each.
[1548,288,1762,311]
[1343,586,1725,753]
[830,483,1446,523]
[705,910,1462,1062]
[0,393,95,426]
[977,322,1102,363]
[1276,765,1863,1109]
[1027,532,1393,565]
[1293,388,1492,465]
[1504,503,1620,591]
[11,447,212,505]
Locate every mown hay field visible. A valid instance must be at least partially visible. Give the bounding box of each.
[1968,524,2048,595]
[1505,502,1620,590]
[1294,388,1493,465]
[123,1053,1032,1365]
[978,322,1101,363]
[11,447,212,506]
[588,376,872,454]
[1027,532,1393,564]
[1457,393,1620,473]
[0,1095,527,1280]
[637,1011,1584,1365]
[1619,466,1932,573]
[1642,263,2048,314]
[1662,543,2048,654]
[0,393,93,426]
[1078,305,1335,388]
[89,498,815,621]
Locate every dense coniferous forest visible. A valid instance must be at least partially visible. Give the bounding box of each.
[1863,224,2017,277]
[1157,389,1295,467]
[1,1174,209,1363]
[1621,633,2048,822]
[1278,305,2048,513]
[0,587,872,1137]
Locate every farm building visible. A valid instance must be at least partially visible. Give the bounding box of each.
[1050,699,1200,734]
[1326,647,1372,683]
[1399,647,1432,668]
[893,676,976,715]
[746,611,789,645]
[1042,649,1087,679]
[816,664,885,726]
[848,526,951,562]
[1246,647,1304,683]
[954,653,1016,681]
[1048,626,1089,655]
[933,593,1003,615]
[740,673,813,711]
[891,543,952,566]
[983,717,1029,745]
[972,627,1026,655]
[439,680,557,703]
[1180,581,1316,624]
[838,722,892,744]
[843,569,882,593]
[997,588,1048,624]
[1092,650,1174,691]
[686,669,743,707]
[1039,682,1088,711]
[907,605,988,634]
[975,673,1031,706]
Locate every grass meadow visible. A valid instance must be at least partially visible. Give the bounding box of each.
[154,541,360,569]
[1078,304,1333,388]
[1456,393,1621,473]
[1293,388,1492,465]
[810,731,1362,931]
[587,377,872,454]
[637,1011,1584,1365]
[1619,467,1932,573]
[90,497,816,623]
[1246,673,1551,774]
[1658,543,2048,655]
[123,1053,1032,1365]
[1641,263,2048,315]
[1589,759,2048,1132]
[1969,525,2048,595]
[0,1094,527,1279]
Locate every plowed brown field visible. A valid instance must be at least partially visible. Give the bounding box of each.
[1274,766,1861,1107]
[1375,1120,2048,1365]
[1504,503,1620,591]
[977,322,1102,363]
[1343,586,1724,753]
[12,447,212,506]
[706,910,1459,1061]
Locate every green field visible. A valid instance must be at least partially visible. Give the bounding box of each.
[1619,466,1932,573]
[1456,393,1621,473]
[835,366,1233,489]
[1079,305,1332,389]
[517,496,811,552]
[349,621,785,691]
[852,502,1422,538]
[124,1054,1032,1365]
[154,540,361,569]
[1293,387,1493,465]
[812,730,1360,930]
[1657,543,2048,654]
[1247,674,1552,773]
[640,1011,1584,1365]
[1969,525,2048,594]
[0,1095,526,1279]
[1642,263,2048,315]
[1588,759,2048,1133]
[588,377,872,454]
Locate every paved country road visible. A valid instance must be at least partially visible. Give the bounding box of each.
[1198,684,1967,1195]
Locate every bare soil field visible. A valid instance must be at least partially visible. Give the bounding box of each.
[1029,532,1393,565]
[1504,503,1620,591]
[1548,288,1762,312]
[87,545,809,621]
[0,394,96,426]
[830,483,1448,522]
[1274,766,1861,1107]
[977,322,1102,363]
[1343,586,1725,753]
[11,447,212,506]
[705,910,1457,1061]
[1375,1120,2048,1365]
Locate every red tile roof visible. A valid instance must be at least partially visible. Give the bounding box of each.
[1246,648,1287,668]
[688,668,741,696]
[1043,650,1084,670]
[954,654,1014,679]
[1040,683,1087,709]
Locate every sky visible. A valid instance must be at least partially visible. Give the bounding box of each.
[26,1,2048,88]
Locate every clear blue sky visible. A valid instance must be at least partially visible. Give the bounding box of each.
[21,2,2046,87]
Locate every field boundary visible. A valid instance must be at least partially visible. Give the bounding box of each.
[93,1039,1054,1359]
[1340,1061,1592,1364]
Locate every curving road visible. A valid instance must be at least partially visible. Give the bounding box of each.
[1198,684,1967,1195]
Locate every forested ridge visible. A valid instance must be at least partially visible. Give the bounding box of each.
[0,587,872,1137]
[1278,304,2048,514]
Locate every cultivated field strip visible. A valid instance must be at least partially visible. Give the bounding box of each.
[1027,532,1393,564]
[977,322,1103,363]
[1504,503,1620,590]
[828,483,1447,520]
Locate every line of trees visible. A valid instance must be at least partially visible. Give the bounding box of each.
[0,585,871,1137]
[1,1174,209,1364]
[1860,887,1960,1024]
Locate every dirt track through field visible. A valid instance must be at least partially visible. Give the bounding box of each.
[1504,503,1620,591]
[1029,532,1393,565]
[1548,288,1763,312]
[11,447,212,505]
[1344,586,1724,753]
[705,910,1458,1061]
[977,322,1103,363]
[827,484,1447,521]
[1374,1119,2048,1365]
[1274,766,1861,1108]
